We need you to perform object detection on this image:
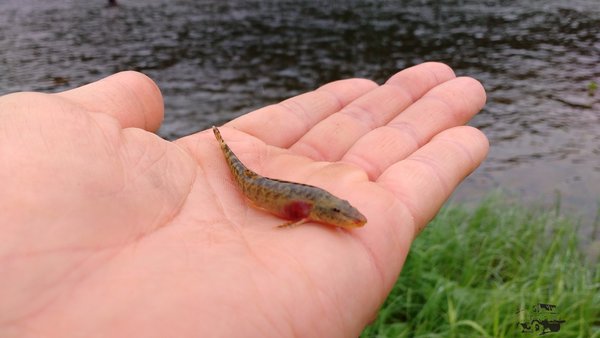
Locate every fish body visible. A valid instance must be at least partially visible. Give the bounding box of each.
[212,126,367,228]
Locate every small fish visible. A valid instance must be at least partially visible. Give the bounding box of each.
[212,126,367,229]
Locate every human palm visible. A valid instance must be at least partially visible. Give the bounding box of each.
[0,63,487,337]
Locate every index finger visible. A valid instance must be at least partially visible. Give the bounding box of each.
[55,71,164,132]
[227,78,377,148]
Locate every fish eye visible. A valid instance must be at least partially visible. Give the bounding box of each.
[332,207,341,213]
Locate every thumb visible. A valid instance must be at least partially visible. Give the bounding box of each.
[56,71,164,132]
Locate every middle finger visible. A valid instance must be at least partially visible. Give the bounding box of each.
[343,76,486,180]
[289,62,457,162]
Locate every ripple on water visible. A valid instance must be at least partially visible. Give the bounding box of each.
[0,0,598,228]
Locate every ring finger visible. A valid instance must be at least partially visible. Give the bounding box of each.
[342,76,486,180]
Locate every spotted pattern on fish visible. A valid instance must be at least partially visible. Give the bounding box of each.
[212,126,367,228]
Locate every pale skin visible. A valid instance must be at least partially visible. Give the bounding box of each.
[0,62,488,337]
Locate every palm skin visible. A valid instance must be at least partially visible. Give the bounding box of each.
[0,62,487,337]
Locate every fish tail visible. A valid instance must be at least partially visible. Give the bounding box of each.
[212,126,259,184]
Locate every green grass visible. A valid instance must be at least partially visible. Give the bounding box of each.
[361,195,600,338]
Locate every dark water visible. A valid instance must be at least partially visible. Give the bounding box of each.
[1,0,599,234]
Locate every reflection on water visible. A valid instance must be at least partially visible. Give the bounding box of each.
[1,0,599,230]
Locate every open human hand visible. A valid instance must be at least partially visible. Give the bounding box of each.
[0,62,487,337]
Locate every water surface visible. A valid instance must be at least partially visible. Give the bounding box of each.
[1,0,598,232]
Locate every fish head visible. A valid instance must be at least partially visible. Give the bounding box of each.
[310,197,367,229]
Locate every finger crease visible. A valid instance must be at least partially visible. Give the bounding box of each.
[316,88,346,112]
[277,100,313,133]
[298,139,332,162]
[436,136,478,168]
[424,94,460,122]
[386,121,423,148]
[409,155,450,196]
[340,103,379,128]
[381,82,419,105]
